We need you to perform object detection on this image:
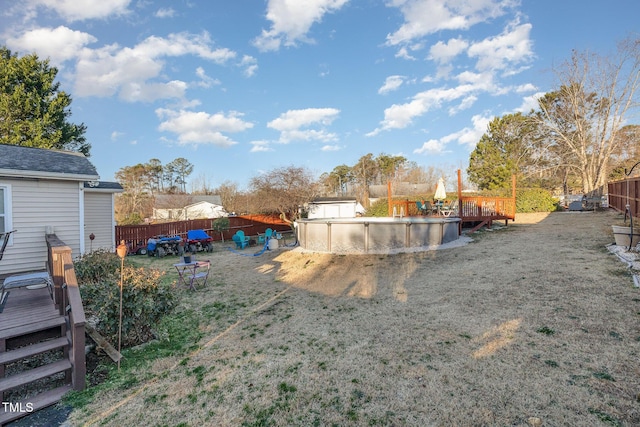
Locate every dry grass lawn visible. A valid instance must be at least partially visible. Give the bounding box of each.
[69,210,640,426]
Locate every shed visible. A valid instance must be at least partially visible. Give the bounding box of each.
[0,144,122,275]
[307,197,364,219]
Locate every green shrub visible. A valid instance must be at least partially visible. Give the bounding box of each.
[212,217,230,233]
[75,253,176,348]
[516,188,559,213]
[74,250,121,283]
[365,198,389,217]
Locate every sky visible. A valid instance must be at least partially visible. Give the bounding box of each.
[1,0,639,190]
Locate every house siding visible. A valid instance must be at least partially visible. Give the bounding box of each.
[0,178,81,274]
[84,192,115,253]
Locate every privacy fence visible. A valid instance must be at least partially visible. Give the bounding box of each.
[115,214,291,252]
[608,175,640,217]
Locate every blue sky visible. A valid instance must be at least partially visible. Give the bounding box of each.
[1,0,638,189]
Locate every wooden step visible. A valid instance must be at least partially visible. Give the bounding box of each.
[0,384,72,425]
[0,337,69,365]
[0,316,65,341]
[0,359,71,393]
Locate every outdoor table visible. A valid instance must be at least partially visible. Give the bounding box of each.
[173,261,210,290]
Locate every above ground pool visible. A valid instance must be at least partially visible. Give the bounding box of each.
[296,216,461,254]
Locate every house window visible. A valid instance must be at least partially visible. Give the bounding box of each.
[0,185,12,234]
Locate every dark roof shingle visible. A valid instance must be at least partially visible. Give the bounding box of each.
[0,144,99,178]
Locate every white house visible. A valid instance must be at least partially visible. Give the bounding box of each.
[0,144,122,275]
[153,195,227,221]
[307,197,365,219]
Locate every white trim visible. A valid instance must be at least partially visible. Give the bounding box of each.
[0,183,13,241]
[0,168,98,181]
[111,193,117,246]
[79,181,85,255]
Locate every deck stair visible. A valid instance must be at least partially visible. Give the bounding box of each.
[0,235,87,426]
[0,287,74,426]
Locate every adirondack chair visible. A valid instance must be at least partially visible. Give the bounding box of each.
[258,228,273,243]
[232,230,250,249]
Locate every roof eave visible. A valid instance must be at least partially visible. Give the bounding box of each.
[0,168,100,182]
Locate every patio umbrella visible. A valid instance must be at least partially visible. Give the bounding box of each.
[434,178,447,201]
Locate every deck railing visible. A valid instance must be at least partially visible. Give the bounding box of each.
[46,234,86,391]
[388,196,515,221]
[459,196,516,220]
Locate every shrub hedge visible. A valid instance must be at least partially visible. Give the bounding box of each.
[74,251,176,348]
[516,188,560,213]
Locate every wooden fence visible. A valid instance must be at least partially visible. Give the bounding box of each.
[608,175,640,217]
[115,215,291,253]
[386,170,516,231]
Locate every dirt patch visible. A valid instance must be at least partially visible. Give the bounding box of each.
[65,210,640,426]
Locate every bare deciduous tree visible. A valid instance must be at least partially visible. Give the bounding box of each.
[213,180,242,214]
[114,164,154,224]
[249,166,320,225]
[534,37,640,193]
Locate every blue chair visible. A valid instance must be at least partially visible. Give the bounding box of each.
[232,230,250,249]
[258,228,273,243]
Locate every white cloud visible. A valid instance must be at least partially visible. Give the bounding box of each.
[250,141,273,152]
[455,114,491,148]
[515,83,536,93]
[253,0,350,52]
[448,95,477,115]
[155,8,176,18]
[268,107,340,143]
[119,80,188,103]
[240,55,258,77]
[6,26,96,66]
[386,0,515,46]
[378,75,405,94]
[73,32,236,101]
[429,37,469,64]
[321,144,342,151]
[413,139,447,155]
[27,0,131,22]
[368,85,476,135]
[110,131,124,141]
[155,109,253,147]
[395,47,416,60]
[515,91,544,113]
[413,113,490,154]
[195,67,220,88]
[468,21,533,72]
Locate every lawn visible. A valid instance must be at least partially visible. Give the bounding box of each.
[65,210,639,426]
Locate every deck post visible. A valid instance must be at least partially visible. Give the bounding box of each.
[387,181,392,217]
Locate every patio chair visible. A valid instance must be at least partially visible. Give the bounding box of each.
[188,260,210,290]
[258,228,273,243]
[232,230,250,249]
[441,200,458,217]
[0,230,16,262]
[422,200,433,215]
[2,271,53,298]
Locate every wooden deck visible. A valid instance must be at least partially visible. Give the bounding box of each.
[387,171,516,232]
[0,284,59,335]
[0,235,86,426]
